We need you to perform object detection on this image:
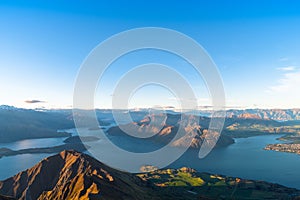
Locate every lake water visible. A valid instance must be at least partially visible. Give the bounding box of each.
[0,137,68,151]
[0,137,68,181]
[0,133,299,189]
[171,135,300,189]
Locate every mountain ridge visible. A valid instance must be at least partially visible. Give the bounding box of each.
[107,114,234,149]
[0,150,153,200]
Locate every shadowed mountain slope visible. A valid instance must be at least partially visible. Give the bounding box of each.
[0,150,154,200]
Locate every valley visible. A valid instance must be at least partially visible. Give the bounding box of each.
[1,107,300,198]
[0,150,299,200]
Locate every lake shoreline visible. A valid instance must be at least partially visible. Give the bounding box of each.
[0,132,300,189]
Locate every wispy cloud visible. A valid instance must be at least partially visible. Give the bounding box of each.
[269,69,300,93]
[277,66,296,71]
[24,100,46,104]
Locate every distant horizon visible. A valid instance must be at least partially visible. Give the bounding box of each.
[2,104,300,111]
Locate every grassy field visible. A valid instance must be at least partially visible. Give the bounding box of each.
[137,167,300,200]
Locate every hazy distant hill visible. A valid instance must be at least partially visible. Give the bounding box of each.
[0,151,299,200]
[0,108,74,143]
[196,109,300,121]
[0,106,115,143]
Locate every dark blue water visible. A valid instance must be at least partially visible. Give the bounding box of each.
[0,154,53,181]
[0,137,67,180]
[171,135,300,189]
[0,137,67,151]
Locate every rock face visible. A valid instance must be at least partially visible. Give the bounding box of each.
[0,150,152,200]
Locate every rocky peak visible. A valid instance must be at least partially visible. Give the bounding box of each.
[0,150,151,200]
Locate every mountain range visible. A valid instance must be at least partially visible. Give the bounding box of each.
[108,113,235,149]
[3,105,300,121]
[194,108,300,121]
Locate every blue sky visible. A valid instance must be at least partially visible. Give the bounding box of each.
[1,0,300,109]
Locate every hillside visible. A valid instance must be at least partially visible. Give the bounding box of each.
[108,114,234,149]
[0,150,154,200]
[0,108,73,143]
[0,107,113,143]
